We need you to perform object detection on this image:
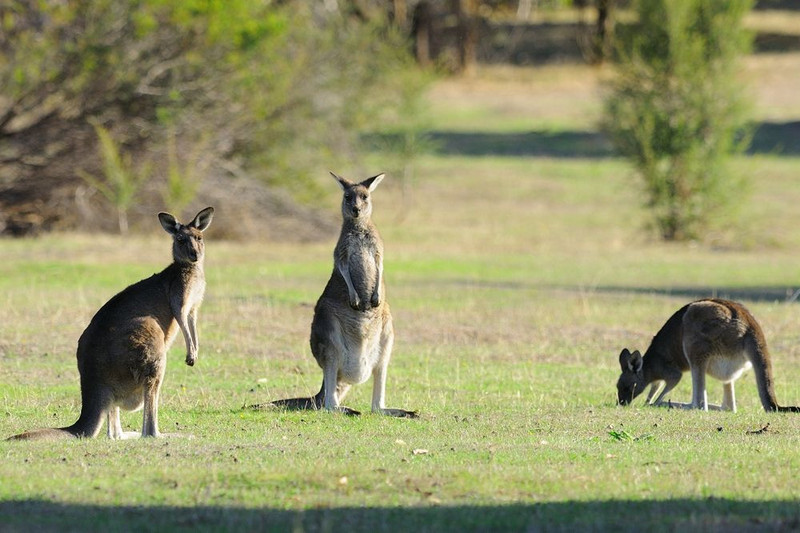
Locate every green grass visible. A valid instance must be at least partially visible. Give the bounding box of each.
[5,56,800,531]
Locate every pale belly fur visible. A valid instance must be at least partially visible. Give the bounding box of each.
[337,328,382,385]
[706,352,752,383]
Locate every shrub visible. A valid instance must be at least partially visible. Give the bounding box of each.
[603,0,753,241]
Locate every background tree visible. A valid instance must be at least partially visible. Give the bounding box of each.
[0,1,427,236]
[603,0,754,241]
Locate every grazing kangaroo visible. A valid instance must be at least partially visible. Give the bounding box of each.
[616,298,800,412]
[269,172,417,417]
[7,207,214,440]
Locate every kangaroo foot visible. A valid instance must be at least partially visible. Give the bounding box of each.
[335,406,361,416]
[376,408,419,418]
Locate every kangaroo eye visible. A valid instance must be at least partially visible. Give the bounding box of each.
[360,194,368,201]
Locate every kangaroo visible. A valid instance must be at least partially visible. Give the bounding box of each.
[7,207,214,440]
[268,172,417,417]
[616,298,800,412]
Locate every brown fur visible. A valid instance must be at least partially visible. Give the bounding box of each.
[7,207,214,440]
[616,298,800,412]
[268,172,417,417]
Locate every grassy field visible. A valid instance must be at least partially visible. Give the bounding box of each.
[4,42,800,532]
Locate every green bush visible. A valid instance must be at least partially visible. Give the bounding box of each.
[603,0,753,241]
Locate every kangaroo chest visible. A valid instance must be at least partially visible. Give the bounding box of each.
[338,229,378,276]
[172,268,205,310]
[184,276,206,309]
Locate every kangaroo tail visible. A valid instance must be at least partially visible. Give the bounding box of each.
[251,382,325,411]
[7,388,106,441]
[743,335,800,414]
[6,414,104,441]
[6,427,78,441]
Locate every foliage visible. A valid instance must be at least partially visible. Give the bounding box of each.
[78,123,150,234]
[0,0,429,232]
[603,0,754,241]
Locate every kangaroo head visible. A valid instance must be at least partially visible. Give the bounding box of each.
[616,348,645,405]
[158,207,214,265]
[330,172,385,221]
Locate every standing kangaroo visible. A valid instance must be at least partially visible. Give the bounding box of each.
[7,207,214,440]
[616,298,800,412]
[269,172,417,417]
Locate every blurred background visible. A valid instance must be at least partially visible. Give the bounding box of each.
[0,0,797,242]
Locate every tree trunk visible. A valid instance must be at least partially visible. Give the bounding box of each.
[393,0,407,27]
[453,0,477,74]
[594,0,614,64]
[412,1,432,67]
[516,0,533,20]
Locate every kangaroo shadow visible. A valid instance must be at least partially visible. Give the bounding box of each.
[1,498,798,531]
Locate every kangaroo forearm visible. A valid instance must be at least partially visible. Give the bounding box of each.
[177,317,196,353]
[337,261,360,306]
[188,313,199,353]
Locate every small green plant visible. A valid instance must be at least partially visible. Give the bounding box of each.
[608,429,654,442]
[604,0,754,241]
[79,123,150,234]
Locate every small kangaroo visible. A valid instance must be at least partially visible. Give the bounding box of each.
[616,298,800,412]
[8,207,214,440]
[269,172,417,417]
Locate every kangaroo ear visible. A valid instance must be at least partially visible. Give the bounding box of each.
[189,206,214,231]
[619,348,643,373]
[158,212,180,235]
[330,171,352,190]
[619,349,631,371]
[630,350,644,373]
[362,173,385,192]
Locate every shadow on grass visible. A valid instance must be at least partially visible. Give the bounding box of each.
[1,498,798,531]
[587,285,800,304]
[376,121,800,159]
[478,19,800,66]
[425,280,800,305]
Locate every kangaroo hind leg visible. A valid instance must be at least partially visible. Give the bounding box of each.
[370,322,418,418]
[320,349,360,416]
[141,376,164,437]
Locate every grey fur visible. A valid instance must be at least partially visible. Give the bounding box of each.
[7,207,214,440]
[270,173,417,417]
[616,298,800,413]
